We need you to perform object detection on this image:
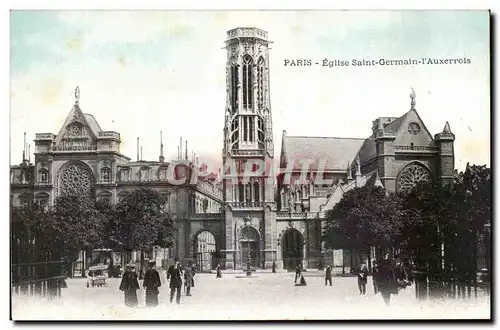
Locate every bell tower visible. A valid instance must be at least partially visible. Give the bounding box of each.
[222,27,277,270]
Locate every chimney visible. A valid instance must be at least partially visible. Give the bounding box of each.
[136,137,139,161]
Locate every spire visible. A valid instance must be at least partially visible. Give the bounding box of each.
[347,161,353,180]
[22,132,26,162]
[180,137,182,160]
[136,137,139,161]
[410,87,416,110]
[140,146,143,161]
[159,131,165,163]
[28,144,31,163]
[185,140,188,160]
[75,86,80,106]
[442,121,451,133]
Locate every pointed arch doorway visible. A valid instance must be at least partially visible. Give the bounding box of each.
[282,228,304,270]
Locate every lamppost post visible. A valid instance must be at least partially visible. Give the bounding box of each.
[244,215,252,276]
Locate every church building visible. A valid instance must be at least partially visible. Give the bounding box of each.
[10,27,456,271]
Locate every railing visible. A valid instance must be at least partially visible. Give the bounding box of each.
[375,130,396,138]
[98,131,120,139]
[276,212,323,219]
[228,201,266,209]
[52,145,97,152]
[395,145,439,152]
[227,27,268,40]
[35,133,56,140]
[12,260,67,300]
[231,149,265,156]
[190,213,223,220]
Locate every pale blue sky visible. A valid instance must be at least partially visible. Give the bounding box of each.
[10,10,490,170]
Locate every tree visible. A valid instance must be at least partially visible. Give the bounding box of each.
[114,188,175,275]
[51,195,104,265]
[323,186,397,264]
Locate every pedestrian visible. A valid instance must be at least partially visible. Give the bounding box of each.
[119,264,140,308]
[294,264,302,284]
[184,264,194,296]
[372,260,379,294]
[216,264,222,278]
[357,262,369,294]
[167,258,183,304]
[377,253,399,305]
[325,265,332,286]
[143,260,161,307]
[272,261,276,274]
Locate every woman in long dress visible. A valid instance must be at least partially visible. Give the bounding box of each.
[119,264,140,308]
[143,261,161,307]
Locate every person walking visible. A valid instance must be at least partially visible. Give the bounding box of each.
[325,265,333,286]
[377,253,399,305]
[357,262,369,295]
[143,260,161,307]
[272,261,276,274]
[167,258,183,304]
[184,264,194,296]
[372,260,380,294]
[119,264,140,308]
[216,264,222,278]
[294,264,302,284]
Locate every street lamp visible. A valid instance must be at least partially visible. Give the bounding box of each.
[244,215,252,276]
[484,222,491,283]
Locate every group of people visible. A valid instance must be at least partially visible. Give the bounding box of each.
[357,254,413,305]
[317,253,414,306]
[118,258,197,307]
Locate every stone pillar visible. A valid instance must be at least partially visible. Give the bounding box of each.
[224,208,235,270]
[263,206,277,269]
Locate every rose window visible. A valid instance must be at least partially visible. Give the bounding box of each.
[59,162,93,197]
[397,163,431,192]
[408,122,421,135]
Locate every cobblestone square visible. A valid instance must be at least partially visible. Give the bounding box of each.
[12,272,490,320]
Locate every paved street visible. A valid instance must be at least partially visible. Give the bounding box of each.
[12,272,490,320]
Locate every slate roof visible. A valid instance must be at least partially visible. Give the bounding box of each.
[84,113,103,135]
[383,111,410,133]
[283,136,365,171]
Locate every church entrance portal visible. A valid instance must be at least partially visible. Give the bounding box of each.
[194,231,217,273]
[239,226,260,269]
[282,228,304,270]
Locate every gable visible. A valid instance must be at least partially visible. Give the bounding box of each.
[54,105,100,148]
[393,109,434,146]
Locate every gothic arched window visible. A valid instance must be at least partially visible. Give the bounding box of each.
[231,117,239,148]
[257,57,265,109]
[59,162,93,198]
[242,55,253,109]
[231,64,239,113]
[253,182,260,202]
[397,162,432,192]
[240,225,259,241]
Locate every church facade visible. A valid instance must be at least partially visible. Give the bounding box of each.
[10,27,456,271]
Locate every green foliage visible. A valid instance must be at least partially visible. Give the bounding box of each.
[322,163,491,267]
[114,187,175,251]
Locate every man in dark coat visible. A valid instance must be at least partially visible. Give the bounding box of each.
[119,264,140,308]
[167,259,183,304]
[357,262,369,294]
[377,254,398,305]
[294,264,302,284]
[143,260,161,307]
[216,264,222,278]
[325,265,332,286]
[184,265,194,296]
